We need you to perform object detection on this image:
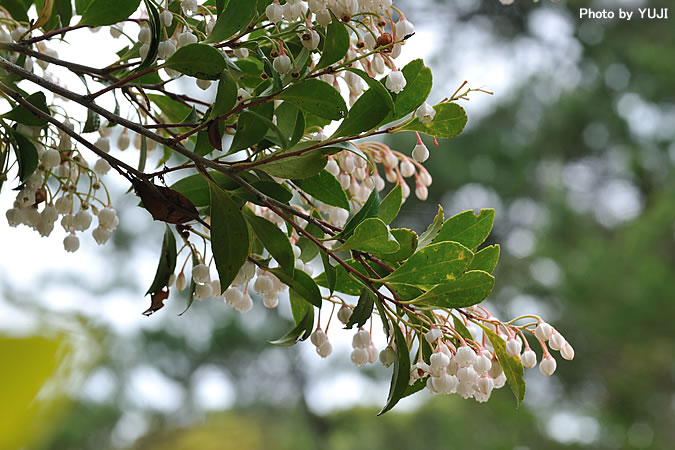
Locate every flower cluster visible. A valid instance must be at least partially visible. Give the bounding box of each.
[4,120,118,253]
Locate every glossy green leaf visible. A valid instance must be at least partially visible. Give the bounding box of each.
[378,322,411,415]
[433,209,495,249]
[315,258,370,296]
[336,218,400,254]
[179,252,200,316]
[228,102,274,153]
[145,225,177,295]
[382,59,432,123]
[482,325,526,407]
[413,270,494,308]
[378,184,402,225]
[320,251,336,294]
[276,79,347,121]
[75,0,93,14]
[294,170,349,210]
[270,305,314,346]
[382,241,473,286]
[337,188,380,239]
[468,244,500,273]
[255,142,330,180]
[243,208,294,274]
[296,217,323,263]
[3,92,50,126]
[400,102,468,139]
[193,129,213,157]
[0,0,31,21]
[82,106,100,133]
[79,0,141,26]
[289,289,310,324]
[417,205,444,249]
[332,84,391,138]
[345,288,375,329]
[147,93,193,123]
[36,0,73,31]
[11,132,38,183]
[210,184,250,290]
[205,0,256,43]
[270,268,322,308]
[164,43,226,80]
[315,12,350,70]
[274,102,305,148]
[345,67,394,112]
[209,69,238,119]
[374,228,417,263]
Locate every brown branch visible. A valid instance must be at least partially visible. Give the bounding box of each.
[21,24,89,45]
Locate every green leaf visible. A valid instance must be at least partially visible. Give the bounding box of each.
[75,0,94,14]
[378,322,411,415]
[315,12,350,70]
[433,209,495,249]
[3,92,50,126]
[243,208,294,274]
[179,251,200,315]
[374,228,417,263]
[417,205,444,249]
[481,325,526,407]
[228,102,274,153]
[337,188,380,239]
[345,288,375,330]
[79,0,141,26]
[270,305,314,346]
[274,102,305,148]
[255,142,330,180]
[381,241,473,286]
[147,93,193,123]
[399,102,468,139]
[0,0,31,21]
[378,184,402,225]
[209,70,238,119]
[145,225,177,295]
[332,84,391,138]
[35,0,73,31]
[381,59,432,124]
[293,170,349,210]
[315,259,367,296]
[413,270,494,308]
[139,0,160,69]
[193,129,213,157]
[468,244,500,273]
[345,67,394,112]
[289,289,310,324]
[205,0,256,43]
[82,106,100,133]
[164,43,226,80]
[276,79,347,121]
[320,251,336,294]
[10,132,38,183]
[336,218,400,254]
[269,268,322,308]
[210,184,250,290]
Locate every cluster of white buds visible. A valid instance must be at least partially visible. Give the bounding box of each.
[310,328,333,358]
[409,340,505,403]
[5,121,117,252]
[350,329,379,367]
[253,266,287,308]
[324,141,433,212]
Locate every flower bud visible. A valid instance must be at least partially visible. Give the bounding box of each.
[561,342,575,360]
[425,327,442,344]
[385,70,406,94]
[177,31,197,48]
[176,273,187,292]
[350,347,368,366]
[535,321,553,341]
[317,340,332,358]
[63,233,80,252]
[195,282,213,300]
[539,355,557,376]
[138,26,151,44]
[310,329,327,347]
[412,143,429,163]
[117,133,130,151]
[337,304,352,324]
[92,226,112,245]
[505,337,523,357]
[521,349,537,368]
[549,331,565,351]
[192,264,211,283]
[41,149,61,169]
[379,346,396,367]
[160,10,173,27]
[265,2,283,22]
[273,54,291,74]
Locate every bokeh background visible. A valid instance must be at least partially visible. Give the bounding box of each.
[1,0,674,448]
